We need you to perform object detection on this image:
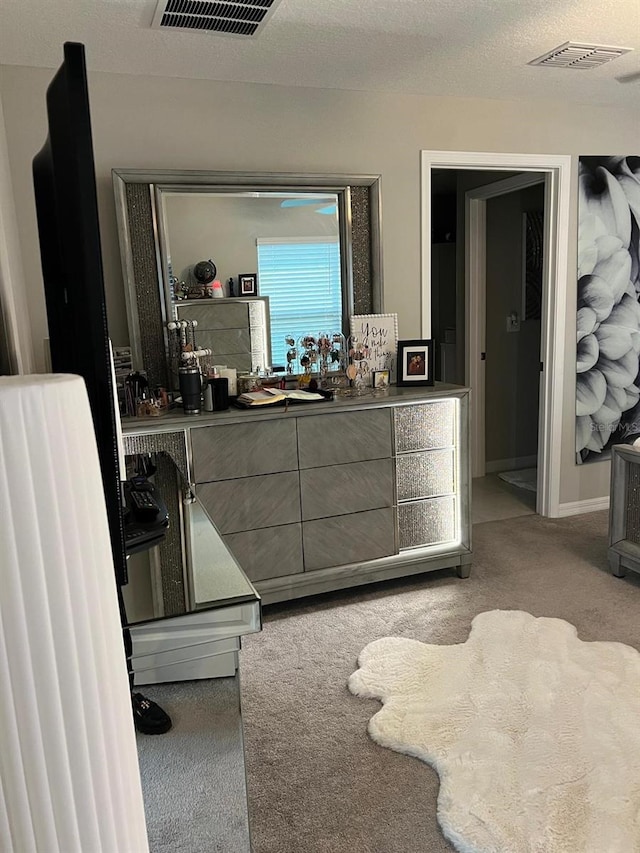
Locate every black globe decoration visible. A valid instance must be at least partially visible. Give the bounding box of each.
[193,258,217,284]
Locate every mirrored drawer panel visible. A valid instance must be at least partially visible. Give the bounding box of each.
[223,523,304,581]
[303,507,395,571]
[192,419,297,482]
[394,401,456,452]
[300,458,394,521]
[398,496,457,550]
[197,471,301,535]
[298,408,392,469]
[396,448,455,501]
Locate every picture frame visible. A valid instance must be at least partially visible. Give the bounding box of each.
[349,313,398,386]
[371,369,390,389]
[397,339,434,386]
[238,273,258,296]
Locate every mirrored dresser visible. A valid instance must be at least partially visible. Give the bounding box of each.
[122,384,471,617]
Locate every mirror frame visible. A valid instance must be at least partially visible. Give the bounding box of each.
[112,170,383,389]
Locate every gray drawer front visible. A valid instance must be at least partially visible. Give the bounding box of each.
[298,409,392,469]
[216,353,252,373]
[223,523,303,581]
[192,419,297,482]
[394,401,456,452]
[398,496,457,549]
[177,301,249,330]
[396,449,455,501]
[300,458,394,521]
[303,508,395,571]
[194,328,251,356]
[198,471,301,534]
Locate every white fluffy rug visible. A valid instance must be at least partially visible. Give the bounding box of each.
[348,610,640,853]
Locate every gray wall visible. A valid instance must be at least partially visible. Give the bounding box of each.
[1,64,639,506]
[485,184,544,467]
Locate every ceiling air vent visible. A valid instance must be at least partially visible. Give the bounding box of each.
[529,42,633,69]
[152,0,283,37]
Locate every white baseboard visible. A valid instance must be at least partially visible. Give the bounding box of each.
[485,455,538,474]
[556,496,610,517]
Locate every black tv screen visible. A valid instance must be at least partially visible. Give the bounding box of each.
[33,42,127,585]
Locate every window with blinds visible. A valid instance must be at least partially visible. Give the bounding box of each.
[257,237,343,369]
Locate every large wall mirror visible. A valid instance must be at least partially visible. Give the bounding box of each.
[112,170,383,391]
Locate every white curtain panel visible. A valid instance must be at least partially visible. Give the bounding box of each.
[0,375,148,853]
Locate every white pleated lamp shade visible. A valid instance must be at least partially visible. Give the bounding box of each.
[0,374,148,853]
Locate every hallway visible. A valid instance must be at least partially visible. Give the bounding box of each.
[472,473,536,524]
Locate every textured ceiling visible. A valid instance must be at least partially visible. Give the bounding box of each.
[0,0,639,107]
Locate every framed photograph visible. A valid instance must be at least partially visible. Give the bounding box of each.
[238,273,258,296]
[372,369,390,389]
[397,339,434,386]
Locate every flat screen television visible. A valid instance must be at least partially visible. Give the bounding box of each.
[33,42,127,585]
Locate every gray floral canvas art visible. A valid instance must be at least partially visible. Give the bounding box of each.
[577,156,640,464]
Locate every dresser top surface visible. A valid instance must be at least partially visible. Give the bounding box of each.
[122,383,468,435]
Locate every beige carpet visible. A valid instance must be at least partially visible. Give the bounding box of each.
[241,510,640,853]
[136,678,250,852]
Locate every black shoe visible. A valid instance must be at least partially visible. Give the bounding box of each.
[132,692,172,735]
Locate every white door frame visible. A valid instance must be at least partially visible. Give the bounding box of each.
[421,151,572,518]
[466,173,545,483]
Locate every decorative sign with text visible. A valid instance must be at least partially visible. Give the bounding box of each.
[349,313,398,386]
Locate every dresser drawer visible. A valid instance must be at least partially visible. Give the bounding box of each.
[394,401,456,452]
[300,458,394,521]
[303,507,396,571]
[398,496,457,550]
[223,523,303,581]
[197,471,301,534]
[297,408,392,469]
[192,328,251,356]
[191,419,297,482]
[396,448,455,501]
[177,301,249,330]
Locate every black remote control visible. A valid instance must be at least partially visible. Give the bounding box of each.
[130,489,161,519]
[125,478,165,523]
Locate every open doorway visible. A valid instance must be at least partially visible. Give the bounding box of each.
[431,170,544,522]
[480,177,545,521]
[421,151,572,519]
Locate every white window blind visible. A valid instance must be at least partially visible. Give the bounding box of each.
[257,237,342,369]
